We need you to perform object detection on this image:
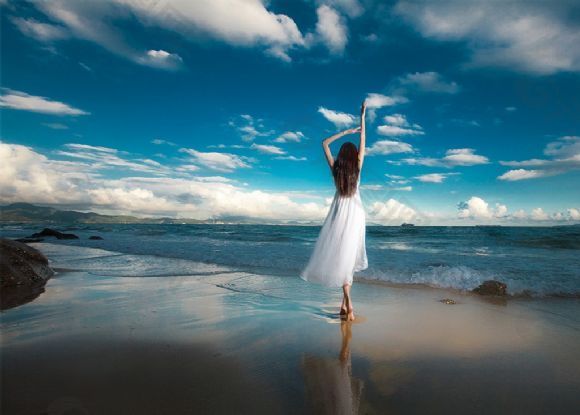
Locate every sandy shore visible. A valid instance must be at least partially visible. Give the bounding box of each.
[1,244,580,414]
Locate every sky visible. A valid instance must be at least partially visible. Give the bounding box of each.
[1,0,579,225]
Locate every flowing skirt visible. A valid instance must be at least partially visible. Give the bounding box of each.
[300,189,368,288]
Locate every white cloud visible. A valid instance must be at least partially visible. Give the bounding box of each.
[394,0,580,74]
[43,123,69,130]
[383,114,407,127]
[0,141,329,222]
[274,131,305,143]
[366,140,414,156]
[359,184,384,191]
[55,143,174,175]
[231,114,274,142]
[364,93,408,122]
[530,207,549,221]
[377,113,424,137]
[0,89,89,116]
[315,5,348,54]
[568,208,580,220]
[497,169,549,181]
[395,71,460,94]
[179,148,251,172]
[443,148,489,166]
[323,0,364,18]
[377,125,424,137]
[365,93,408,109]
[12,17,69,41]
[457,197,507,220]
[368,198,417,224]
[403,148,489,167]
[498,136,580,181]
[392,186,413,191]
[318,106,357,128]
[415,173,458,183]
[250,143,286,155]
[137,49,183,70]
[457,196,579,223]
[151,139,176,146]
[274,155,307,161]
[34,0,306,65]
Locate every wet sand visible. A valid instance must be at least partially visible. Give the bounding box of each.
[1,245,580,414]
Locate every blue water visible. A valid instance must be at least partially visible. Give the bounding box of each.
[1,224,579,297]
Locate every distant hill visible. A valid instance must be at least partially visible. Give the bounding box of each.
[0,203,205,224]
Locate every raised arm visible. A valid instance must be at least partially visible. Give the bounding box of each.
[358,101,366,170]
[322,127,361,169]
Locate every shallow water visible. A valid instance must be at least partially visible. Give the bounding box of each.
[1,223,579,296]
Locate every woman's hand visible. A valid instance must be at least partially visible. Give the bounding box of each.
[343,127,361,135]
[361,100,367,116]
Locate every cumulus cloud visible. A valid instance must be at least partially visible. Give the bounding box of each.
[394,0,580,74]
[498,135,580,180]
[274,131,305,143]
[368,198,418,224]
[377,113,424,137]
[318,106,357,128]
[179,148,252,172]
[457,197,508,220]
[0,141,329,222]
[32,0,306,66]
[0,89,89,116]
[457,196,579,223]
[366,140,414,156]
[315,5,348,54]
[403,148,489,167]
[394,71,460,94]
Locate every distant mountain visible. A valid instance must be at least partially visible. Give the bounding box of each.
[0,203,205,224]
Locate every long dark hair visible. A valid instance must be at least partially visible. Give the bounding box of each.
[333,142,359,197]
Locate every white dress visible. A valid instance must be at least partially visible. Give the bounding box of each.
[300,176,368,287]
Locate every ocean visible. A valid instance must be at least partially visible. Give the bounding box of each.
[1,223,579,297]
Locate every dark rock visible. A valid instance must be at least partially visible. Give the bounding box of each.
[15,238,45,243]
[472,280,508,296]
[30,228,79,240]
[88,236,103,240]
[0,238,54,310]
[439,298,456,305]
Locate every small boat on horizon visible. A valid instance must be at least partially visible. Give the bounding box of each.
[401,223,415,227]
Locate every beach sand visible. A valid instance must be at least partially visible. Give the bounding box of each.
[1,243,580,414]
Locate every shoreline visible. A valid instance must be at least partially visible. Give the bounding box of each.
[2,243,580,414]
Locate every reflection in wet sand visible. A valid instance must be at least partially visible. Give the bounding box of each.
[302,321,363,414]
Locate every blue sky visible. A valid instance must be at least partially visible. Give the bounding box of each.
[1,0,579,225]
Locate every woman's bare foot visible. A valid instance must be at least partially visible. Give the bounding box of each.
[340,297,347,315]
[346,307,355,321]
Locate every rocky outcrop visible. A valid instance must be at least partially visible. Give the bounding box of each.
[0,238,54,310]
[472,280,508,296]
[88,236,103,240]
[30,228,79,240]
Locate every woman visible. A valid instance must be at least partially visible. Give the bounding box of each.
[300,102,368,321]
